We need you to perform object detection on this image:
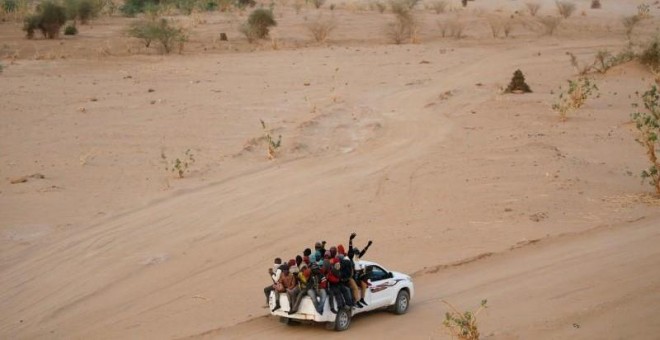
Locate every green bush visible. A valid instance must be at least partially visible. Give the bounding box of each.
[24,1,67,39]
[173,0,195,14]
[120,0,159,16]
[240,8,276,42]
[639,37,660,73]
[198,0,218,11]
[128,18,187,53]
[64,23,78,34]
[77,0,97,23]
[64,0,99,23]
[2,0,18,13]
[311,0,325,9]
[235,0,255,9]
[631,85,660,196]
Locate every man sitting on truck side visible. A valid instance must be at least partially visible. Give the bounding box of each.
[307,262,328,315]
[282,260,299,313]
[289,262,312,315]
[271,261,289,312]
[265,257,283,306]
[325,259,345,314]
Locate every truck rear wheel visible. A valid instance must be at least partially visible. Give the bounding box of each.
[333,308,351,331]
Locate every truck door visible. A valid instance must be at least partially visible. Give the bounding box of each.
[366,265,396,308]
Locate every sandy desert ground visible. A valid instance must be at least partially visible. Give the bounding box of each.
[1,0,660,338]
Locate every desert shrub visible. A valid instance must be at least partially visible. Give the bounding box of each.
[64,23,78,34]
[400,0,419,9]
[95,0,118,15]
[486,17,502,38]
[525,2,541,16]
[63,0,101,23]
[172,0,195,14]
[240,8,276,42]
[566,52,594,75]
[64,0,79,20]
[552,77,599,121]
[428,0,446,14]
[537,15,560,35]
[128,18,187,53]
[631,85,660,196]
[590,0,600,9]
[2,0,17,12]
[555,1,575,19]
[120,0,159,16]
[591,48,635,73]
[487,17,513,38]
[622,15,641,41]
[593,49,611,73]
[24,1,67,39]
[260,120,281,159]
[442,300,487,340]
[639,37,660,73]
[438,17,464,39]
[387,0,418,44]
[637,3,650,19]
[373,1,386,13]
[2,0,30,22]
[198,0,217,11]
[235,0,256,9]
[503,20,514,37]
[505,69,532,93]
[162,149,195,178]
[216,0,231,11]
[77,0,99,23]
[306,15,335,42]
[311,0,325,9]
[23,14,40,38]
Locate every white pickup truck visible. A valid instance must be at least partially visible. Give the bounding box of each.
[269,260,414,331]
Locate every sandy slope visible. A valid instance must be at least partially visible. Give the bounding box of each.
[214,216,660,339]
[1,0,660,339]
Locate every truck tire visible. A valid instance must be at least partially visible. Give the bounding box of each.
[392,290,410,315]
[334,308,351,331]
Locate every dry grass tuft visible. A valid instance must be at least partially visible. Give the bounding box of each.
[427,0,447,14]
[537,15,561,35]
[525,2,541,16]
[306,15,336,43]
[622,15,641,41]
[387,0,419,44]
[439,17,464,39]
[555,1,576,19]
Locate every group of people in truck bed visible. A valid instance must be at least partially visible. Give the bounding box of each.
[264,233,373,315]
